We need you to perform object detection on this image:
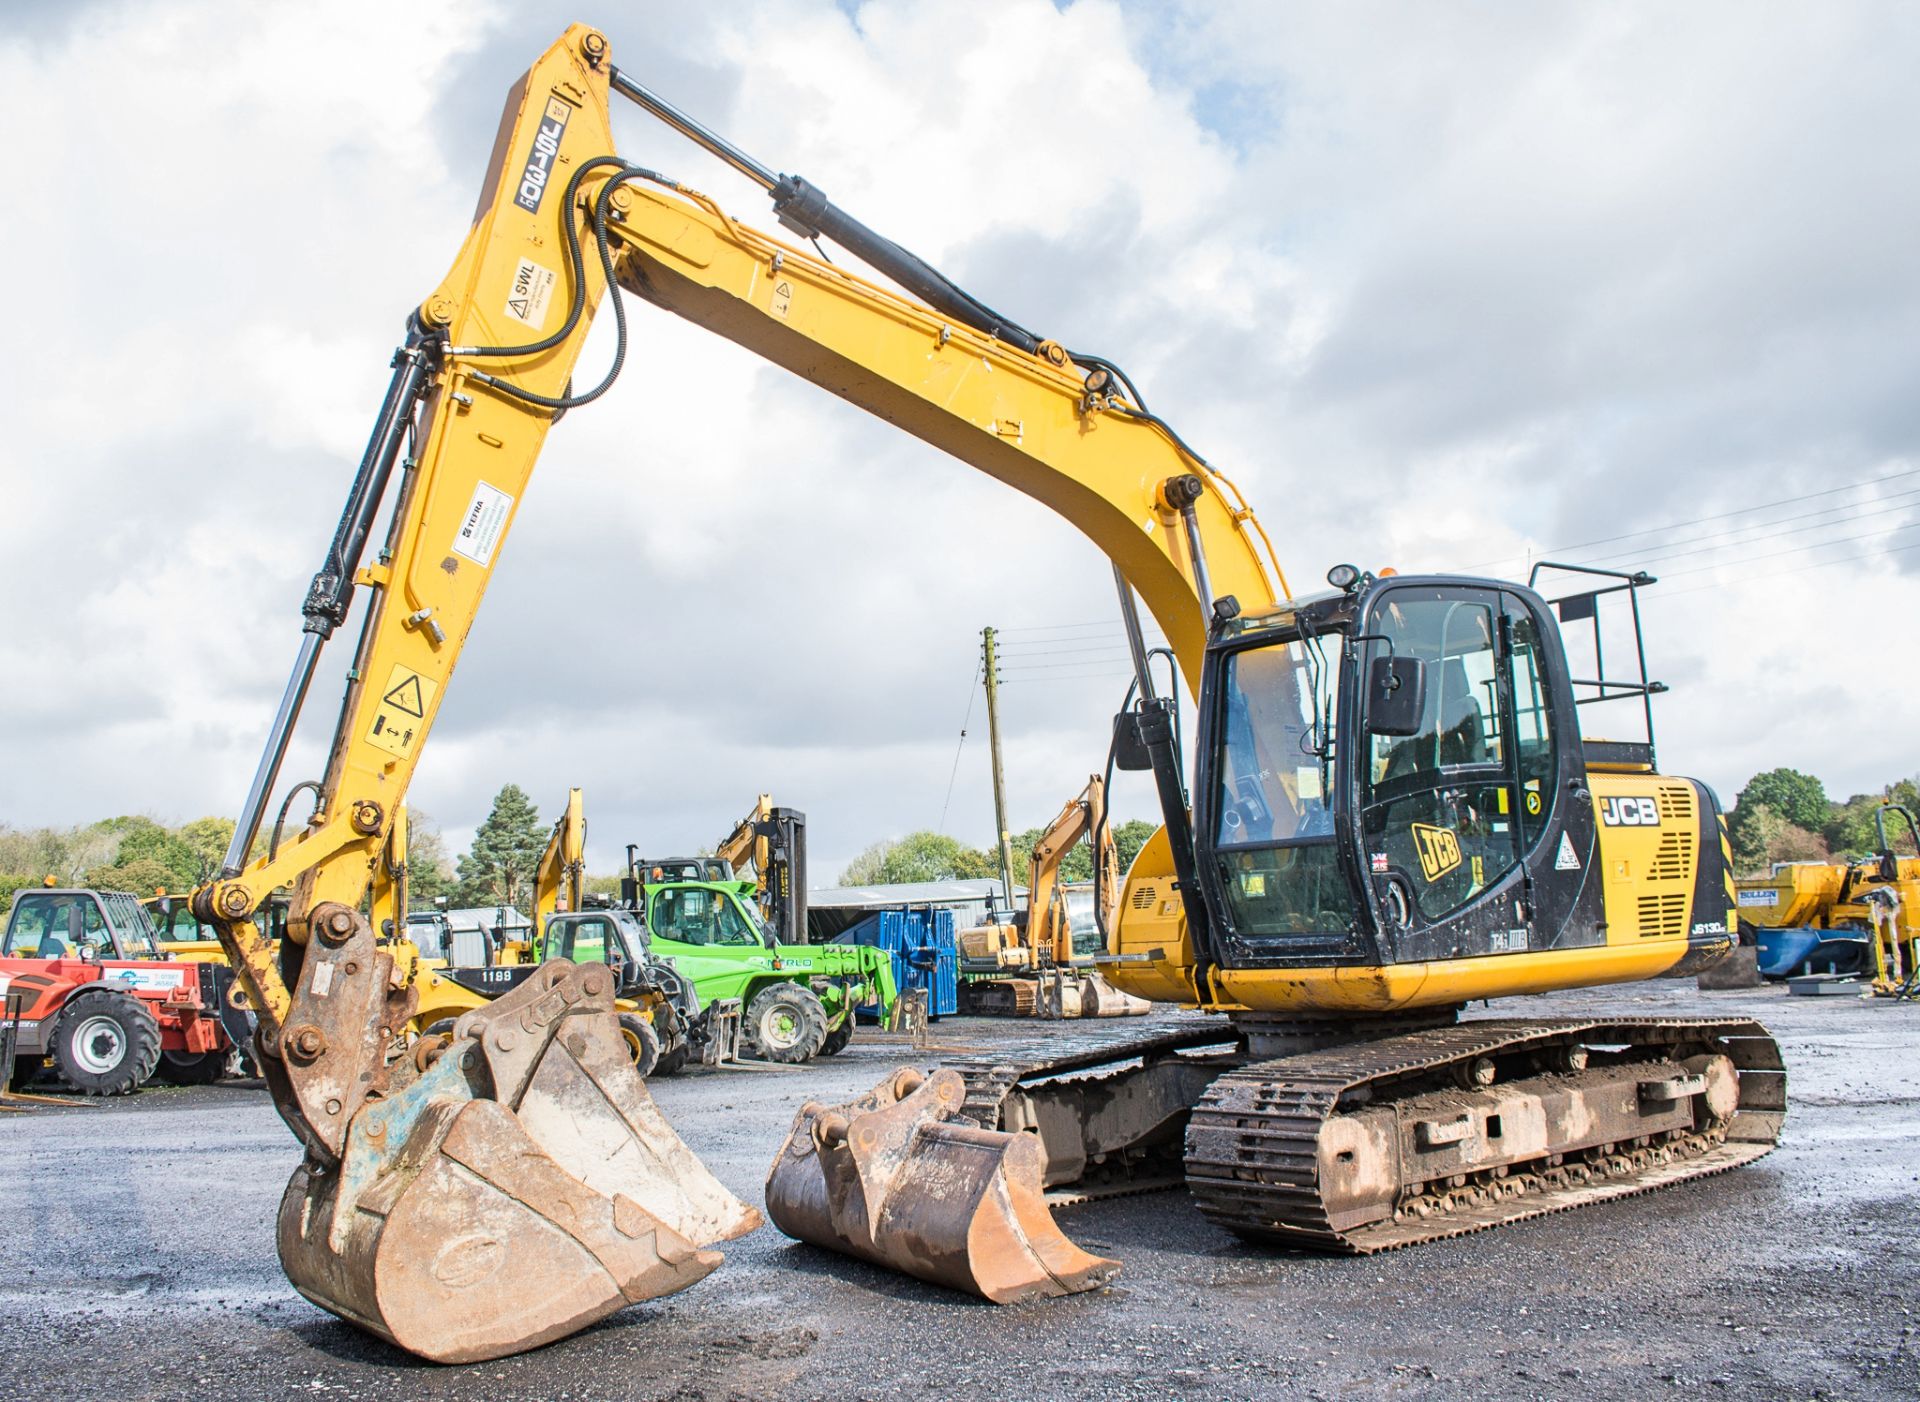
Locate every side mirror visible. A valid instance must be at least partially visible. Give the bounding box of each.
[1367,656,1428,737]
[68,906,86,941]
[1879,851,1899,883]
[620,875,640,908]
[1111,711,1153,772]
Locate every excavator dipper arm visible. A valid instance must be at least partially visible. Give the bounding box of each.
[192,29,758,1363]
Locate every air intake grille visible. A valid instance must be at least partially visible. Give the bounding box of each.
[1656,783,1696,822]
[1131,885,1156,911]
[1648,830,1696,883]
[1637,892,1689,939]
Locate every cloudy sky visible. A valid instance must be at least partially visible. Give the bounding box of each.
[3,0,1916,880]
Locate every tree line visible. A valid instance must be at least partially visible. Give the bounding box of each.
[1725,768,1918,874]
[11,766,1891,913]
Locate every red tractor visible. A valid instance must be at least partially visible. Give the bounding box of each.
[0,888,250,1095]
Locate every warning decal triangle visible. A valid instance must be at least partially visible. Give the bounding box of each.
[1555,832,1582,871]
[383,674,427,718]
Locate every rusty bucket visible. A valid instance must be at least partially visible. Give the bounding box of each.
[764,1067,1119,1303]
[277,961,760,1363]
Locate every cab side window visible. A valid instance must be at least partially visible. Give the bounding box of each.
[567,916,612,964]
[651,889,715,945]
[1507,606,1558,846]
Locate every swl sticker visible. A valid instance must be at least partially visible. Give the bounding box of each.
[505,257,556,328]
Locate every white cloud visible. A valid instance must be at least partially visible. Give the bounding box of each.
[2,0,1915,885]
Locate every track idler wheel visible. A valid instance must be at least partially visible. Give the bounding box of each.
[764,1067,1119,1303]
[276,960,760,1363]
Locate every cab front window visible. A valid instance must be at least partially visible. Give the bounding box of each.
[1211,630,1359,937]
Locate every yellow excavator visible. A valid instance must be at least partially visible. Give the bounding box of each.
[957,776,1149,1017]
[190,24,1782,1361]
[710,794,808,945]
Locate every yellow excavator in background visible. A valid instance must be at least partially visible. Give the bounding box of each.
[190,24,1781,1361]
[711,794,809,945]
[957,776,1148,1017]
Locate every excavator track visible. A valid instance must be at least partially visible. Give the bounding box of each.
[1184,1017,1784,1253]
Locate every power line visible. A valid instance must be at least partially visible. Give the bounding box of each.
[1598,493,1920,573]
[1656,517,1920,582]
[1450,464,1920,575]
[1655,529,1920,598]
[936,660,982,835]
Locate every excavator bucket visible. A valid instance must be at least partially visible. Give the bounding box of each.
[277,960,760,1363]
[764,1067,1118,1303]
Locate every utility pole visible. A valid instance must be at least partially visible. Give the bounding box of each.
[980,626,1017,906]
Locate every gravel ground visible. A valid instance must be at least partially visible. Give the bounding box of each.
[1,980,1915,1401]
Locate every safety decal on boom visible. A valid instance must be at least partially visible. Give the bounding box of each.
[513,96,572,214]
[451,481,514,568]
[1411,823,1462,882]
[505,257,556,328]
[366,663,439,760]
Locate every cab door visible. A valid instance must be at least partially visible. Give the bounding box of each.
[1357,586,1523,962]
[1355,583,1603,961]
[1498,588,1605,952]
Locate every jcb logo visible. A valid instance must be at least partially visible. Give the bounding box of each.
[1600,796,1661,827]
[1411,823,1462,882]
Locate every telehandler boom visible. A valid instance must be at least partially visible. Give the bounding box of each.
[192,24,1782,1355]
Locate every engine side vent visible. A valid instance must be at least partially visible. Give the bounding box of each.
[1637,892,1689,939]
[1656,783,1696,822]
[1648,830,1696,883]
[1131,885,1156,911]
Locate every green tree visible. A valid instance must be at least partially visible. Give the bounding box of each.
[1112,819,1157,874]
[93,816,200,891]
[1729,805,1828,875]
[840,831,997,885]
[1730,768,1829,836]
[176,817,236,882]
[455,785,545,908]
[840,840,895,885]
[406,810,458,907]
[81,856,182,898]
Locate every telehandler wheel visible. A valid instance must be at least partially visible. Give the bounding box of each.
[743,984,828,1063]
[51,989,161,1096]
[819,1017,854,1057]
[155,1049,227,1086]
[617,1012,662,1076]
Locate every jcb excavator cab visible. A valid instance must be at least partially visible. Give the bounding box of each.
[1193,574,1605,971]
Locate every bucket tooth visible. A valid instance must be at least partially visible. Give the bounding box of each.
[276,960,758,1363]
[765,1068,1119,1304]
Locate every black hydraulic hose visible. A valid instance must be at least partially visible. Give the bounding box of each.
[267,781,324,863]
[456,160,678,412]
[455,155,631,361]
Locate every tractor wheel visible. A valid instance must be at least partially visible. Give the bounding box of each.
[154,1048,227,1086]
[743,984,828,1064]
[51,990,162,1096]
[616,1012,661,1077]
[819,1017,855,1057]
